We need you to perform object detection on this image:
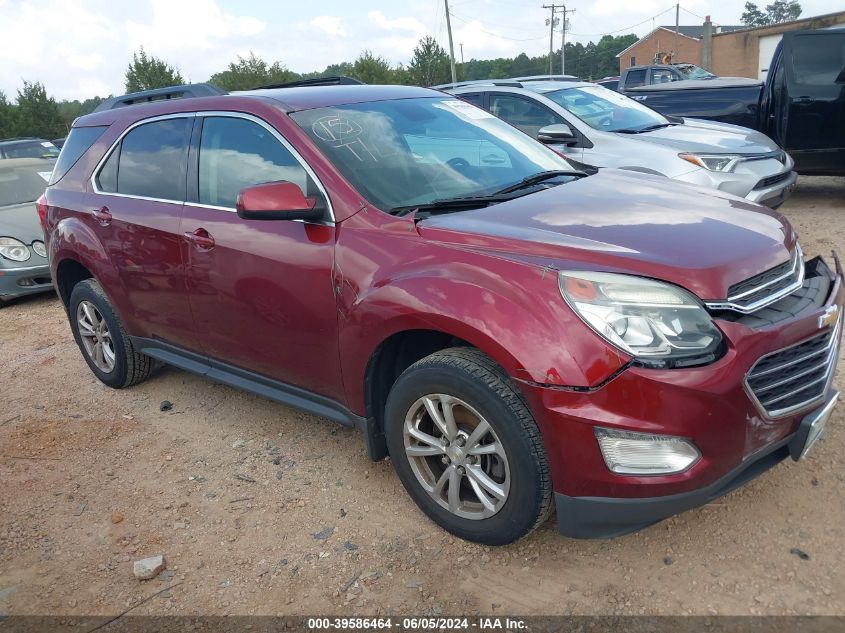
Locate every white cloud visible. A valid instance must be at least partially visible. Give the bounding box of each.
[368,10,426,36]
[306,15,348,37]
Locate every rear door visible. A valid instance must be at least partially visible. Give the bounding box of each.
[90,115,198,350]
[779,30,845,174]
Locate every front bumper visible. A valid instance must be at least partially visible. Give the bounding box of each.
[520,255,843,538]
[0,262,53,300]
[675,157,797,208]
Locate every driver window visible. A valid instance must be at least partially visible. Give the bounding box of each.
[650,69,676,84]
[489,94,564,139]
[198,117,309,208]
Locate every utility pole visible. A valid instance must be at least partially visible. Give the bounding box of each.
[543,4,562,75]
[673,2,679,63]
[444,0,457,83]
[560,5,575,74]
[460,43,464,64]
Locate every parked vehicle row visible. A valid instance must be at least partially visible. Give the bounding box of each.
[616,29,845,175]
[0,158,54,305]
[447,80,797,208]
[0,137,60,160]
[40,80,842,544]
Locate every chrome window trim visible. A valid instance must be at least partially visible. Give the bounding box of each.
[744,314,841,419]
[89,111,335,225]
[705,245,804,314]
[194,111,335,225]
[89,113,196,203]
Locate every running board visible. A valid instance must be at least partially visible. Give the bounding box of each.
[130,337,365,429]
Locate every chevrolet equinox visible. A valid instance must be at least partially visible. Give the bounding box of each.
[41,84,842,544]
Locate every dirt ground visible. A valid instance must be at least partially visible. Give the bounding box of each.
[1,177,844,618]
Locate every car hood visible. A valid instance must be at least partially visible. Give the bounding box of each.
[624,118,780,154]
[417,169,795,301]
[0,202,44,245]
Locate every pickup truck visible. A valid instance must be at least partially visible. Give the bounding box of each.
[618,29,845,175]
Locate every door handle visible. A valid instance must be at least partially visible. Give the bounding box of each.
[91,206,112,226]
[184,228,215,250]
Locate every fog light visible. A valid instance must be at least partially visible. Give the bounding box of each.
[595,427,700,475]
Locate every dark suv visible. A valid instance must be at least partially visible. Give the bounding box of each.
[42,83,842,544]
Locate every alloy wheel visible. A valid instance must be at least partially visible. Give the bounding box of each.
[76,300,116,373]
[403,393,510,520]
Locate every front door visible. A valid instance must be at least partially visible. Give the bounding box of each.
[181,113,343,400]
[89,115,198,350]
[780,31,845,174]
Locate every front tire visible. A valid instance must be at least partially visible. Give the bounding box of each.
[68,279,154,388]
[385,348,552,545]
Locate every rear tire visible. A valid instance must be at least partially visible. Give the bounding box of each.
[68,279,154,388]
[385,347,552,545]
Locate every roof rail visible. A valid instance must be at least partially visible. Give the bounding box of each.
[511,75,580,82]
[93,83,227,112]
[433,80,523,90]
[255,76,364,89]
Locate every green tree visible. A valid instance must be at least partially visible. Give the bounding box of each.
[741,1,801,27]
[14,81,65,138]
[408,36,451,86]
[125,47,184,93]
[209,53,299,90]
[351,50,395,84]
[0,91,17,138]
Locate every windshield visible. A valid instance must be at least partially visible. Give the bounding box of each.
[1,141,60,160]
[291,97,572,212]
[674,64,715,79]
[0,164,51,206]
[542,85,669,133]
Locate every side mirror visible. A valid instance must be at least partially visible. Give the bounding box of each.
[236,181,325,221]
[537,124,576,144]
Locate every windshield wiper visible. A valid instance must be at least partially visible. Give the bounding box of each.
[493,169,586,195]
[615,123,675,134]
[389,194,514,217]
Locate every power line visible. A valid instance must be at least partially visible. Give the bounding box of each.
[568,5,676,36]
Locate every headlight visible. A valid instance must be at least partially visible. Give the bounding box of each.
[0,237,31,262]
[678,153,742,172]
[558,271,723,368]
[31,240,47,258]
[595,427,700,474]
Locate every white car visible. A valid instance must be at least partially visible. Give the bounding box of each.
[446,81,797,208]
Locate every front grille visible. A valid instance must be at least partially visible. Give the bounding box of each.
[754,171,791,190]
[707,246,804,314]
[746,317,841,418]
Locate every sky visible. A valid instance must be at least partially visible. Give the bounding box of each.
[0,0,839,101]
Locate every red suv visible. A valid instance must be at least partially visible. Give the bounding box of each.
[42,82,842,544]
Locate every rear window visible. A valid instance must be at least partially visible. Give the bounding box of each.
[0,164,51,207]
[49,126,108,185]
[624,69,647,88]
[95,117,192,201]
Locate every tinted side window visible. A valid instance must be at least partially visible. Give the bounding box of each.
[50,126,107,185]
[489,94,564,138]
[97,144,119,193]
[459,93,483,106]
[791,33,845,86]
[198,117,308,208]
[117,118,192,200]
[625,69,646,88]
[650,68,675,84]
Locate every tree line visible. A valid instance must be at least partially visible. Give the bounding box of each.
[1,34,637,139]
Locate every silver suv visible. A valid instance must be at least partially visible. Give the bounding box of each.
[445,81,797,208]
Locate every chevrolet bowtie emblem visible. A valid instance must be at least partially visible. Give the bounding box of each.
[819,305,840,329]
